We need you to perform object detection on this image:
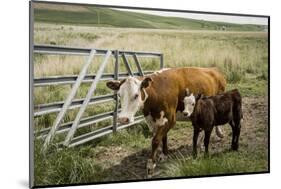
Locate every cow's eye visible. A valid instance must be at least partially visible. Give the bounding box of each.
[192,103,195,106]
[134,94,139,100]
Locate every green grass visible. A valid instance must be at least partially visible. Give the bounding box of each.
[34,140,106,186]
[34,3,266,31]
[163,150,268,177]
[34,125,151,186]
[227,79,268,97]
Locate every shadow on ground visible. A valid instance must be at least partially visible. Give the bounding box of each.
[101,141,220,181]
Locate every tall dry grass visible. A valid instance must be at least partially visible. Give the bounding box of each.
[33,22,268,132]
[34,23,267,79]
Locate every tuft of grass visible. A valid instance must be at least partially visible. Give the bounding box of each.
[227,79,267,97]
[34,124,151,185]
[34,140,106,186]
[97,123,151,149]
[163,150,268,177]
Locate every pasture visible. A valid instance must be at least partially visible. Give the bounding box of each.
[33,23,268,186]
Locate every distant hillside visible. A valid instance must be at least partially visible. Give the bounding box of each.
[34,3,266,31]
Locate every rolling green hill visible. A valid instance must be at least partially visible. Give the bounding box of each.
[34,3,266,31]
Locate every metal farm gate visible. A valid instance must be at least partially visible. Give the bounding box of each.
[33,45,163,150]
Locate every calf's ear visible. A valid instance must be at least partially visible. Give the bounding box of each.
[195,93,203,101]
[141,77,152,89]
[185,88,190,96]
[106,80,122,90]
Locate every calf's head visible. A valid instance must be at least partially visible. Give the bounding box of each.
[183,89,202,117]
[106,76,152,124]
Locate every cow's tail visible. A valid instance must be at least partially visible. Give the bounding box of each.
[216,70,227,93]
[211,67,227,93]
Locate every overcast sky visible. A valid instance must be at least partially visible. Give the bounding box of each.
[115,8,268,25]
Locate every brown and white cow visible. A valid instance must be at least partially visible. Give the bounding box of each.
[106,67,226,178]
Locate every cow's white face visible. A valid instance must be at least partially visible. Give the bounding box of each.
[183,93,196,117]
[106,76,152,124]
[118,77,144,123]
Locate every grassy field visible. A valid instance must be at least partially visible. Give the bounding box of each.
[33,21,268,187]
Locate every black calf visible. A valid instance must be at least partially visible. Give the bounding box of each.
[187,89,242,157]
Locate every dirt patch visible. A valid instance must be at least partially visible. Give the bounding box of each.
[94,96,268,181]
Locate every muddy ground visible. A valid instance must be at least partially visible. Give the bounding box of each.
[91,96,268,181]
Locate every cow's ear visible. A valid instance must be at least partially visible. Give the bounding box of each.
[141,77,152,89]
[106,80,124,90]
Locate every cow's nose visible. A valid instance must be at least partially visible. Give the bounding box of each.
[118,117,129,124]
[183,112,188,117]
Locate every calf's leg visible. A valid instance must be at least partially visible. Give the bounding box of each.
[229,121,236,150]
[229,120,240,151]
[204,128,212,156]
[192,127,200,158]
[232,122,241,151]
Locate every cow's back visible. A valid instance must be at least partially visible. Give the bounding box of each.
[143,67,227,116]
[177,67,225,95]
[175,67,226,112]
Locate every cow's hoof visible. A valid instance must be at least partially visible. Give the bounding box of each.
[204,153,210,158]
[146,159,156,178]
[192,151,198,159]
[158,153,168,162]
[146,173,153,179]
[231,144,239,151]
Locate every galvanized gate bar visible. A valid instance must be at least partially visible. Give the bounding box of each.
[34,71,154,87]
[68,115,144,147]
[160,54,164,69]
[64,50,112,146]
[121,50,162,57]
[117,116,144,130]
[34,45,162,57]
[68,125,113,147]
[133,54,144,76]
[36,111,114,138]
[34,74,116,87]
[34,94,115,116]
[43,50,96,151]
[112,50,119,133]
[121,54,133,76]
[34,45,108,56]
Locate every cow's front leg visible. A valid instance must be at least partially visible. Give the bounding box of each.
[147,126,166,178]
[160,117,174,161]
[157,134,168,162]
[162,134,168,155]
